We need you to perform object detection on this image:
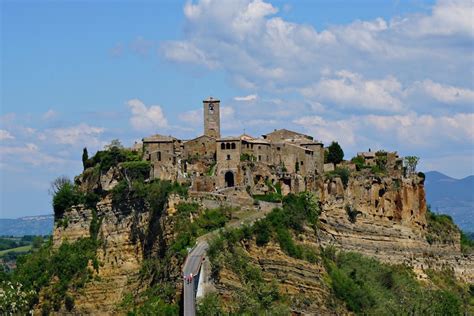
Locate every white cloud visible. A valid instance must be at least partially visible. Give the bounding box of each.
[179,108,202,126]
[234,94,258,101]
[0,143,67,166]
[127,99,168,132]
[162,0,472,100]
[411,80,474,104]
[42,109,57,120]
[0,129,14,140]
[294,112,474,150]
[43,123,105,147]
[301,71,404,112]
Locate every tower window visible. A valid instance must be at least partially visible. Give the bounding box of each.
[231,143,236,149]
[221,143,225,150]
[227,154,231,160]
[226,143,231,150]
[258,155,262,161]
[157,152,161,161]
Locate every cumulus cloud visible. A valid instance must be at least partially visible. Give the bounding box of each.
[0,129,14,140]
[127,99,168,132]
[0,143,67,166]
[411,80,474,104]
[234,94,258,101]
[41,123,105,147]
[162,0,472,97]
[294,112,474,151]
[301,71,404,112]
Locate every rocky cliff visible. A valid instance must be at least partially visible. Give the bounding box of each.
[45,163,472,314]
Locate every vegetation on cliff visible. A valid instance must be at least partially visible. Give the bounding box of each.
[321,248,471,315]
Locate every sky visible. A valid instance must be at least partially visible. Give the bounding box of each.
[1,0,473,218]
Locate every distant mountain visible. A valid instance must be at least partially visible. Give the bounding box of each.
[0,215,54,236]
[424,171,474,232]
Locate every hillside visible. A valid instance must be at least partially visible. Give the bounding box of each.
[0,215,54,237]
[425,171,474,232]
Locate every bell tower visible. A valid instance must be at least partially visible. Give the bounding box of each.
[203,96,220,139]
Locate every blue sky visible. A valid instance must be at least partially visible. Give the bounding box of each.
[1,0,473,218]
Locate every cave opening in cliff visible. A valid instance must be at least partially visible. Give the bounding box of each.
[225,171,235,187]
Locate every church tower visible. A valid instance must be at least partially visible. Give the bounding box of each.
[203,97,220,139]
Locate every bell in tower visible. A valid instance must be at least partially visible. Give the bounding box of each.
[203,97,220,139]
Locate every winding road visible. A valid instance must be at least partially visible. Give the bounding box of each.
[183,241,209,316]
[182,201,277,315]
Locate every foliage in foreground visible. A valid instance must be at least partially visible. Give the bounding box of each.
[0,237,99,314]
[321,247,472,315]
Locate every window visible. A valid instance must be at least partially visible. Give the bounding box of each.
[258,155,262,161]
[277,147,281,151]
[231,143,236,149]
[221,143,225,150]
[301,161,304,166]
[258,146,261,149]
[226,143,231,150]
[227,154,231,160]
[157,152,161,161]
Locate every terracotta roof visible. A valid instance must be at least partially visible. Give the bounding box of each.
[143,134,177,142]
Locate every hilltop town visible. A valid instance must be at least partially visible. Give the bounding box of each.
[141,97,402,197]
[4,98,472,315]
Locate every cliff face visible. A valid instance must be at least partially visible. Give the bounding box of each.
[51,197,150,315]
[317,173,473,283]
[48,168,473,314]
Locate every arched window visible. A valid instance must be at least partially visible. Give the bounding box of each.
[226,143,231,150]
[231,143,236,149]
[221,143,225,150]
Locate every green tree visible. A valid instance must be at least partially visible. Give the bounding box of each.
[82,147,88,170]
[32,236,43,249]
[327,141,344,164]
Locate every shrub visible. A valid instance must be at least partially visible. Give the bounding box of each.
[197,292,223,316]
[345,205,362,223]
[254,220,271,246]
[121,161,151,181]
[460,231,474,253]
[326,168,350,188]
[351,156,365,171]
[52,181,83,219]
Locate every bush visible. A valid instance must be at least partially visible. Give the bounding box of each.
[197,292,223,316]
[121,161,151,181]
[52,181,83,219]
[321,249,467,315]
[351,156,365,171]
[326,168,350,188]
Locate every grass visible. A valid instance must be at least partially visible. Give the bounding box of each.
[0,245,32,256]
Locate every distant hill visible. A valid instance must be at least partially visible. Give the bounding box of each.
[424,171,474,232]
[0,215,54,236]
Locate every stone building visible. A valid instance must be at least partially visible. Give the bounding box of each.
[143,97,325,194]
